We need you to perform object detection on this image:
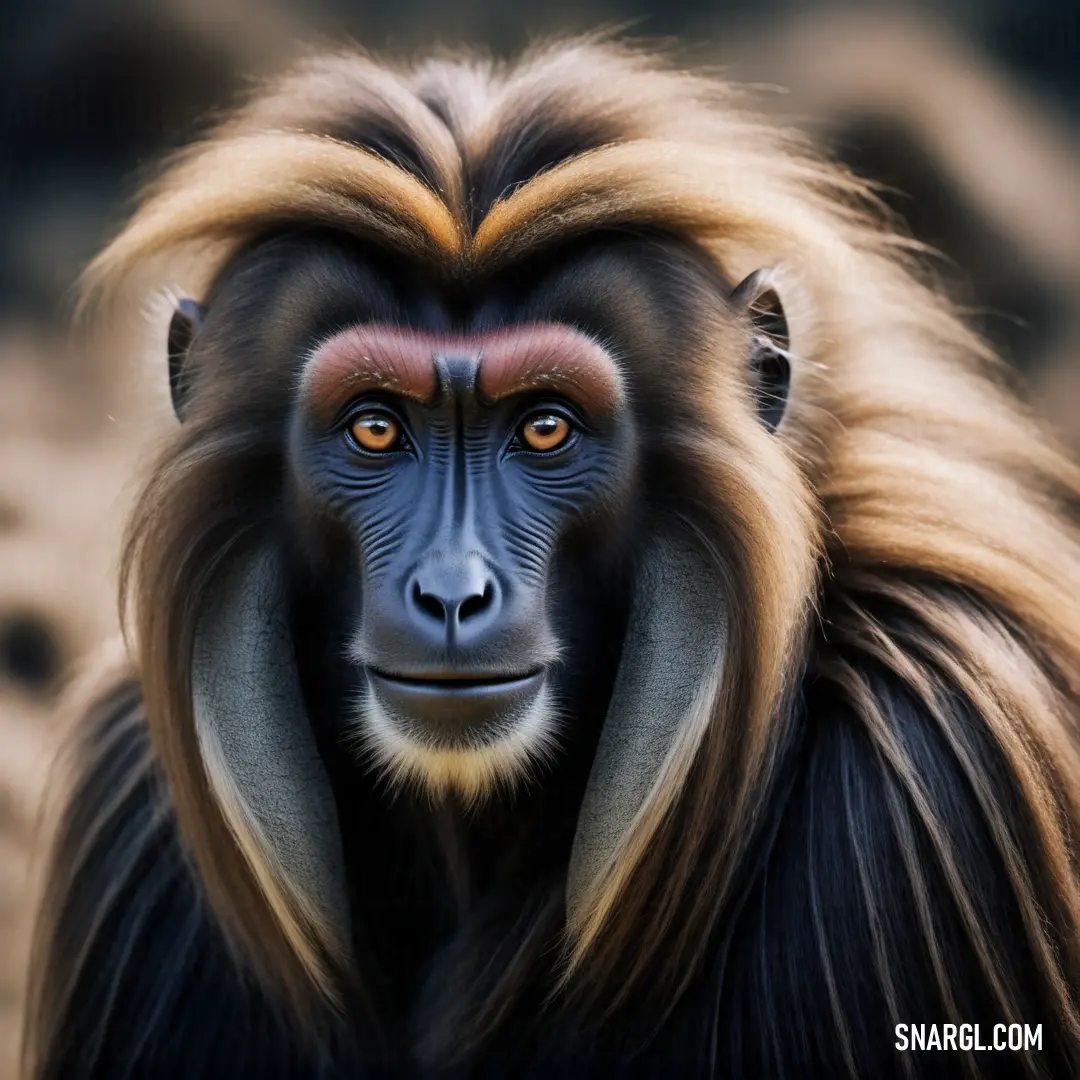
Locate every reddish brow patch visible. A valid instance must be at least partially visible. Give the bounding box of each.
[302,326,440,425]
[476,324,624,423]
[301,323,623,426]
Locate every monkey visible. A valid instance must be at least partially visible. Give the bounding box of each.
[21,37,1080,1080]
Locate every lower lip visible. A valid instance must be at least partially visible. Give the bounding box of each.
[366,670,545,742]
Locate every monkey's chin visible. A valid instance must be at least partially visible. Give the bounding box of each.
[355,671,559,804]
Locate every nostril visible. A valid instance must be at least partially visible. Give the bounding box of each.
[413,580,447,623]
[409,561,498,631]
[459,582,495,623]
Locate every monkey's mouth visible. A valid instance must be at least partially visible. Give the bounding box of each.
[365,668,546,745]
[369,669,543,691]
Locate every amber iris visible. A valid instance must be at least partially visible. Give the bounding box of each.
[520,413,571,452]
[350,412,401,452]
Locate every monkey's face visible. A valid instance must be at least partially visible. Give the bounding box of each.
[167,230,786,801]
[288,320,636,796]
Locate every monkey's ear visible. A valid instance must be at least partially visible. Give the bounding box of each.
[567,530,727,930]
[166,298,206,421]
[730,269,791,433]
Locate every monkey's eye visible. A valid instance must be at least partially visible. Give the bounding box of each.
[519,412,574,453]
[348,411,403,453]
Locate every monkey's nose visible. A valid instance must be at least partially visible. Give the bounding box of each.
[406,555,500,641]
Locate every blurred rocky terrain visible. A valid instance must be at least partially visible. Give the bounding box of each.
[0,329,147,1074]
[729,9,1080,453]
[0,3,1076,1076]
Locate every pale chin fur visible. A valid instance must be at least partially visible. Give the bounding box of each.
[349,682,563,806]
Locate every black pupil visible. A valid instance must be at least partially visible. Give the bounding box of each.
[532,416,559,436]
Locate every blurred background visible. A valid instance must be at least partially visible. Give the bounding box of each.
[0,0,1078,1073]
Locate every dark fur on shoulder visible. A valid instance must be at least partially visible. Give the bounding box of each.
[23,680,357,1079]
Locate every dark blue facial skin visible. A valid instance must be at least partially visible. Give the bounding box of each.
[288,340,637,749]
